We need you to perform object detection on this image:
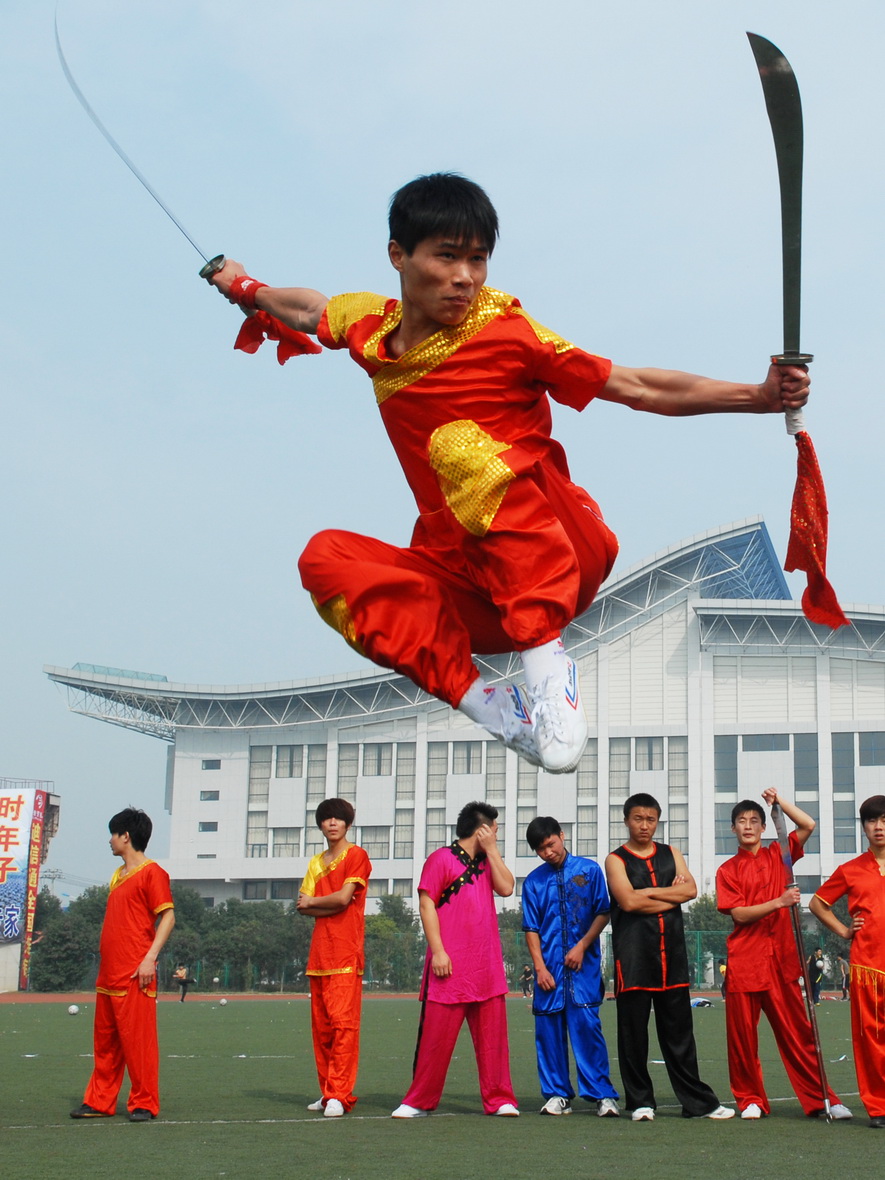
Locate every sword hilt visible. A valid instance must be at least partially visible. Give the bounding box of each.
[771,354,813,435]
[199,254,226,281]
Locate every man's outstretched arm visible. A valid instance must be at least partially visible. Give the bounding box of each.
[209,259,329,334]
[599,362,809,417]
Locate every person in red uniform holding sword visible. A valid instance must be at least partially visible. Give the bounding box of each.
[716,789,850,1121]
[70,808,175,1122]
[810,795,885,1129]
[207,173,810,775]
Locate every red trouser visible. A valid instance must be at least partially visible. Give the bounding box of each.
[725,973,840,1115]
[83,981,160,1115]
[310,972,363,1110]
[851,968,885,1117]
[401,996,517,1113]
[298,466,618,707]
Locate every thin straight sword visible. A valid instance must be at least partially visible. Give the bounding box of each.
[770,803,833,1121]
[54,9,224,278]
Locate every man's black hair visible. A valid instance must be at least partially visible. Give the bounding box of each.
[860,795,885,824]
[525,816,563,851]
[388,173,499,256]
[108,808,153,852]
[315,798,355,828]
[731,799,766,825]
[456,800,498,840]
[623,793,661,819]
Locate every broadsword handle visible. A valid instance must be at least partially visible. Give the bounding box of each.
[772,352,813,436]
[199,254,226,281]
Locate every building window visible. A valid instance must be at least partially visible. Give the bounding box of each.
[832,733,856,854]
[609,738,631,795]
[338,744,359,802]
[198,821,218,833]
[859,732,885,767]
[305,744,328,806]
[246,812,268,858]
[575,805,597,857]
[794,733,820,852]
[367,880,388,898]
[667,736,688,801]
[485,743,506,801]
[714,735,738,855]
[202,759,221,770]
[577,741,598,802]
[360,825,390,859]
[395,743,416,803]
[202,897,215,908]
[363,743,393,776]
[494,806,506,853]
[394,812,414,858]
[635,737,663,771]
[244,881,267,900]
[392,879,413,897]
[271,881,297,900]
[196,853,216,859]
[276,745,303,778]
[272,827,301,857]
[425,808,447,850]
[248,746,272,806]
[427,743,448,801]
[668,803,689,845]
[742,734,790,752]
[452,741,482,775]
[517,759,538,806]
[200,790,220,802]
[515,877,525,897]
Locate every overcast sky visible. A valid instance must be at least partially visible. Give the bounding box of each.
[2,0,883,897]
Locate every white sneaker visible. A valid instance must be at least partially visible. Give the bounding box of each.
[323,1099,345,1118]
[597,1098,620,1118]
[496,684,544,767]
[540,1096,572,1116]
[705,1105,735,1120]
[741,1103,763,1120]
[306,1098,324,1111]
[493,1103,520,1116]
[530,658,588,773]
[632,1107,655,1122]
[391,1104,429,1119]
[825,1103,853,1120]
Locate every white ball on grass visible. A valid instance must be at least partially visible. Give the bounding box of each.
[68,1004,80,1015]
[219,998,228,1006]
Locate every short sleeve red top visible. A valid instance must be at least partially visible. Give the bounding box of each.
[300,844,372,976]
[815,851,885,972]
[96,860,174,997]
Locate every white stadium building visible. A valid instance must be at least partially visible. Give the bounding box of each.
[45,517,885,909]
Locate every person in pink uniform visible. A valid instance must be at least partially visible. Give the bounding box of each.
[207,173,810,776]
[391,801,519,1118]
[70,808,175,1123]
[716,789,850,1121]
[810,795,885,1129]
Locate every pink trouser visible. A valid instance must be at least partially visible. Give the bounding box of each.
[726,973,840,1115]
[401,996,517,1114]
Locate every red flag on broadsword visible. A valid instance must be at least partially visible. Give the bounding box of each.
[784,431,850,629]
[234,311,323,364]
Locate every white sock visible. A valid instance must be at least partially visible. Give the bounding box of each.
[520,637,567,690]
[457,677,498,725]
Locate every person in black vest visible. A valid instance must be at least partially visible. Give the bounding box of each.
[605,793,733,1122]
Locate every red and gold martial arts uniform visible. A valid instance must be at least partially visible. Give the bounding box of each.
[83,860,174,1117]
[300,843,371,1111]
[298,288,619,706]
[815,853,885,1118]
[716,835,840,1115]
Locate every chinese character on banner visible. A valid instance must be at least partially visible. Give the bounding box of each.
[0,795,25,820]
[2,905,21,940]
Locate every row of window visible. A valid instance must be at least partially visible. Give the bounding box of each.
[243,878,413,901]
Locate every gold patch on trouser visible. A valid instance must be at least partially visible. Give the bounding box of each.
[428,420,515,537]
[311,593,366,656]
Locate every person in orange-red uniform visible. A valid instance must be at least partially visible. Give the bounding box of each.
[70,808,175,1122]
[207,173,810,777]
[716,789,848,1121]
[297,798,372,1118]
[810,795,885,1129]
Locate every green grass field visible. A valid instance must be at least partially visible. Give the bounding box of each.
[0,994,867,1180]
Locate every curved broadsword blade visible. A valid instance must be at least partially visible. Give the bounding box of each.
[55,8,218,271]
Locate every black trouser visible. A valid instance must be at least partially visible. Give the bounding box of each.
[616,988,720,1116]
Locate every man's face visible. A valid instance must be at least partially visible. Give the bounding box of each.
[109,831,128,858]
[624,807,659,847]
[533,831,567,868]
[389,236,489,329]
[863,813,885,850]
[320,816,350,845]
[732,810,766,850]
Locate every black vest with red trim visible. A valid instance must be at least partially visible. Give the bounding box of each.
[609,843,690,992]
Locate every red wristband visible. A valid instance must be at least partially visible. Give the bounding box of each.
[229,275,268,310]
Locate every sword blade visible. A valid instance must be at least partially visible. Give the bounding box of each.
[747,33,810,364]
[55,11,212,265]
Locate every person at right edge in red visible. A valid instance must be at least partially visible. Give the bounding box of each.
[810,795,885,1129]
[716,788,851,1121]
[206,173,811,781]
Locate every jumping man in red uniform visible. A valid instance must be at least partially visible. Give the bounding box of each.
[208,174,810,774]
[70,808,175,1122]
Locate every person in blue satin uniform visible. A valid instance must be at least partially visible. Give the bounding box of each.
[522,817,619,1117]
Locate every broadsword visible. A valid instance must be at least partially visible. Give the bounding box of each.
[769,802,833,1120]
[55,11,224,280]
[747,32,811,435]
